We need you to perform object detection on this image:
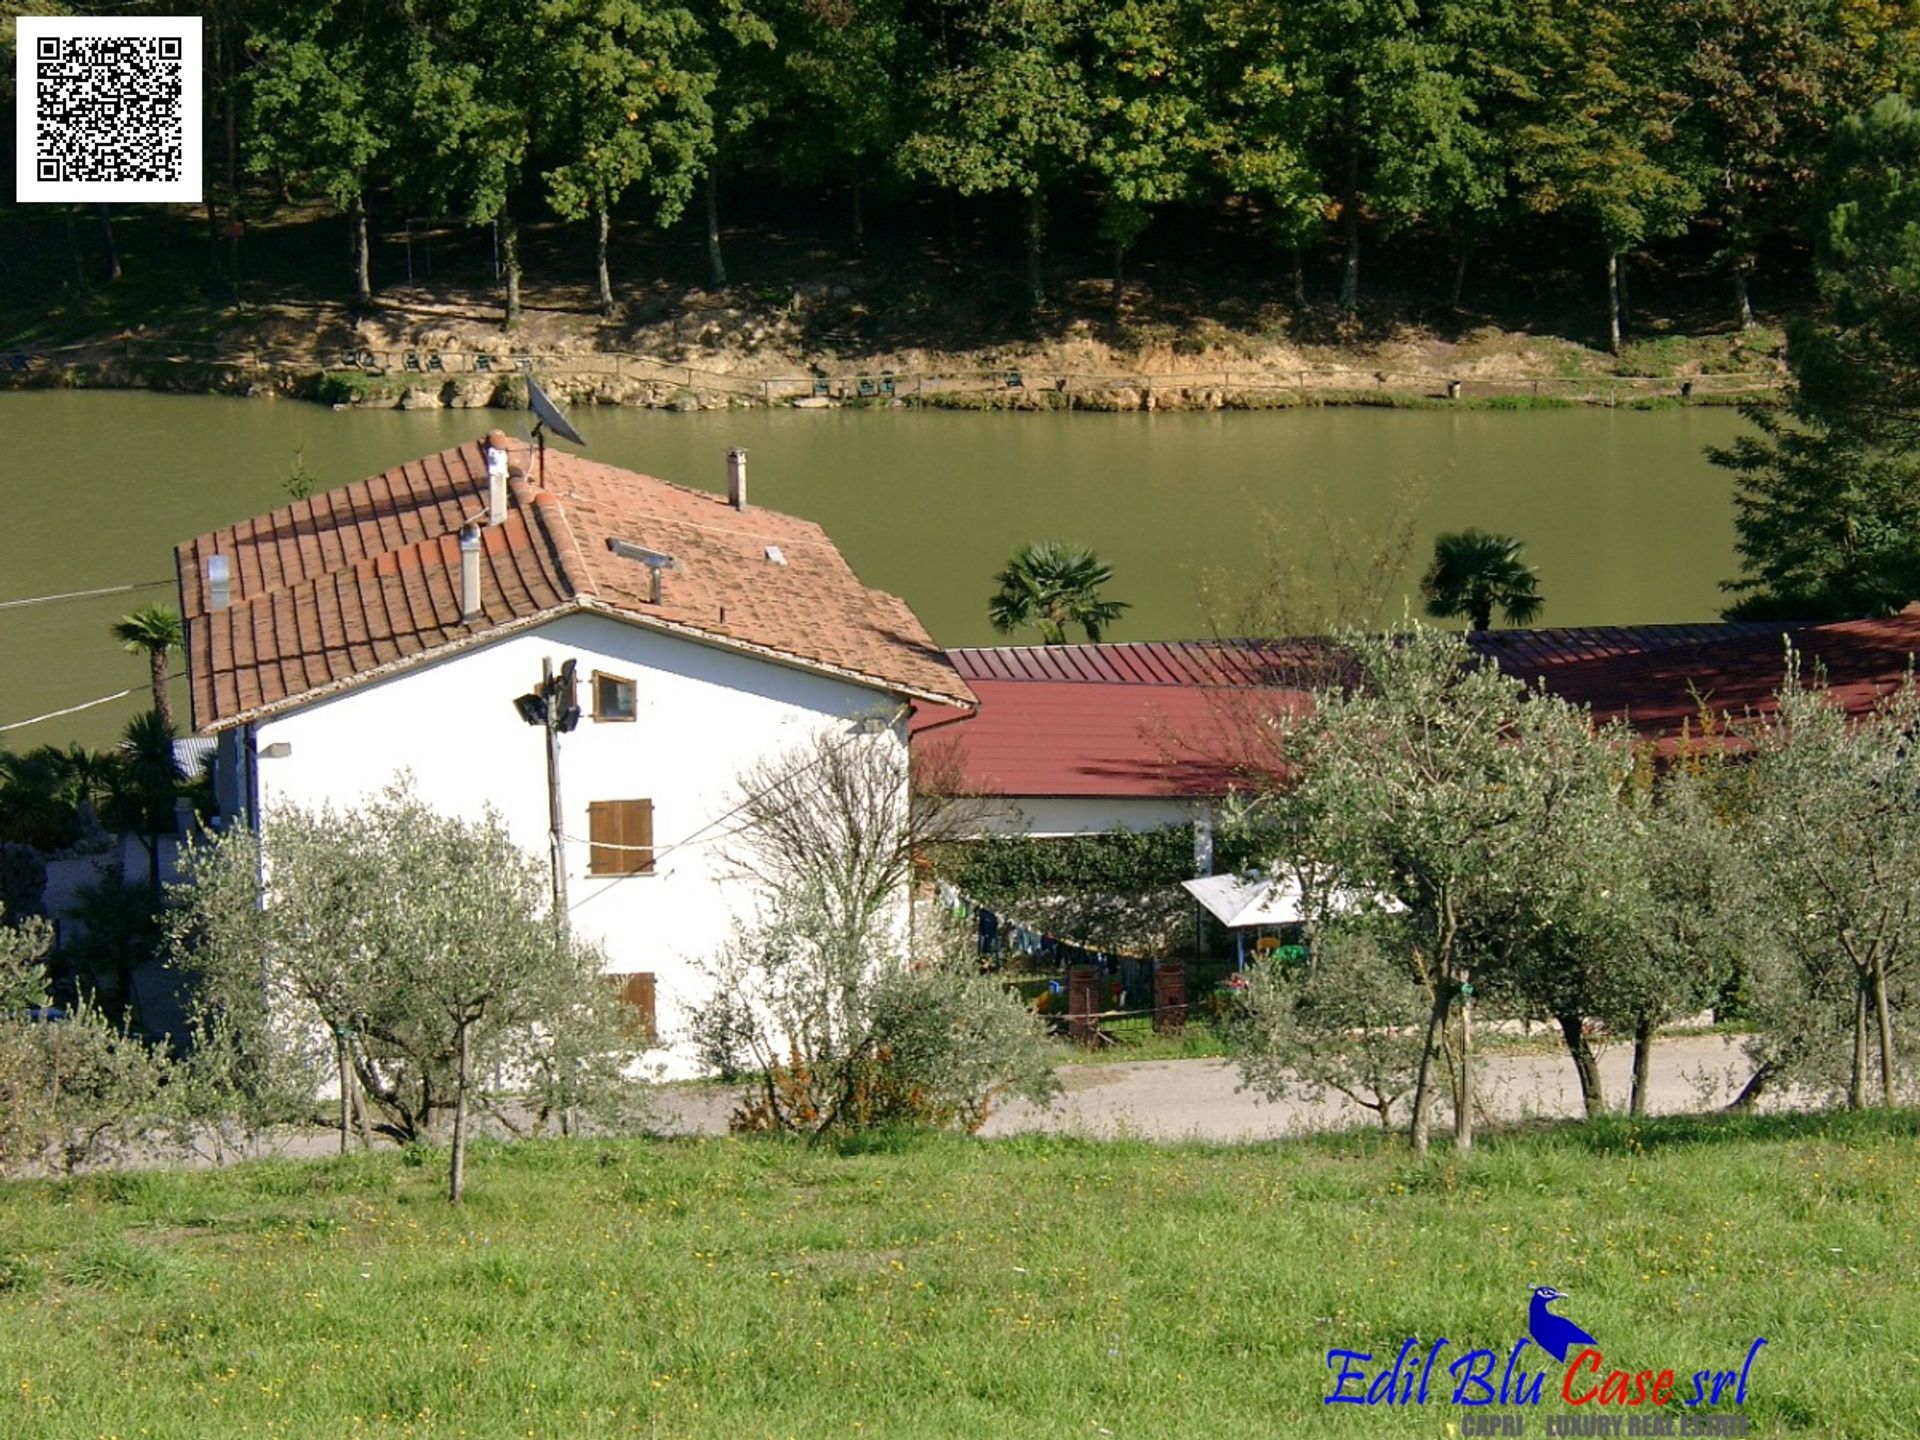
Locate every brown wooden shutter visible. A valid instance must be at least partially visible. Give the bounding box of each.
[588,799,654,875]
[617,972,657,1041]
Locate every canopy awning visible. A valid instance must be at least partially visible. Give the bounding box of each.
[1181,870,1405,930]
[1180,872,1310,929]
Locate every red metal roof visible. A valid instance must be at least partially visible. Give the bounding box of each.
[916,617,1920,797]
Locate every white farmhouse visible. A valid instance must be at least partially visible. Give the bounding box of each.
[175,436,975,1068]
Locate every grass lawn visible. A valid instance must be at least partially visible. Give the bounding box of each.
[0,1111,1914,1439]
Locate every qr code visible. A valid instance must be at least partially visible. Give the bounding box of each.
[14,16,202,202]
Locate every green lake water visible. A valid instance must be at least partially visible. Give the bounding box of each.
[0,391,1749,747]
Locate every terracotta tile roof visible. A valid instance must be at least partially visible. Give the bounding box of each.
[178,440,973,731]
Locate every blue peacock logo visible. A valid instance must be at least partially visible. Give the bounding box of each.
[1527,1285,1598,1364]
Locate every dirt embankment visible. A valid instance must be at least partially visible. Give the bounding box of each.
[3,274,1788,414]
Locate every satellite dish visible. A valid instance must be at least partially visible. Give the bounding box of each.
[527,376,586,447]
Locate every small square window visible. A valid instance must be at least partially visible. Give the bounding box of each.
[593,671,636,722]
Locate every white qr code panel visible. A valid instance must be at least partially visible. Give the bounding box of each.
[15,16,202,203]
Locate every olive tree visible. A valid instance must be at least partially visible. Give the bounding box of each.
[1739,655,1920,1109]
[1242,623,1625,1153]
[697,723,1054,1136]
[171,783,649,1200]
[0,907,172,1175]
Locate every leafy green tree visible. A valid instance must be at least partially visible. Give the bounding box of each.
[245,0,404,305]
[102,711,183,890]
[1740,654,1920,1110]
[541,0,712,315]
[110,605,182,734]
[988,540,1130,645]
[171,782,646,1197]
[1206,0,1326,306]
[1511,0,1701,351]
[1284,0,1484,313]
[1233,926,1433,1129]
[1419,528,1542,631]
[900,0,1093,310]
[1677,0,1884,329]
[1237,624,1624,1152]
[688,0,778,286]
[1716,95,1920,619]
[764,0,907,250]
[1083,0,1218,297]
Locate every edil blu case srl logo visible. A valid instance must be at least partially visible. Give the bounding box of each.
[1324,1286,1766,1435]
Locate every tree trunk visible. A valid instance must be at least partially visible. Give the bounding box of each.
[1557,1012,1607,1118]
[1727,1059,1773,1111]
[1338,116,1361,312]
[148,648,172,734]
[1629,1013,1654,1116]
[1454,979,1474,1151]
[595,205,614,316]
[501,210,521,330]
[66,212,89,293]
[449,1020,471,1203]
[1733,264,1754,331]
[97,205,120,283]
[705,167,727,287]
[349,193,372,308]
[1606,252,1622,355]
[1291,245,1307,309]
[1450,248,1468,314]
[851,176,864,253]
[1872,954,1896,1106]
[1850,981,1868,1111]
[1024,189,1046,311]
[1112,240,1126,315]
[1408,989,1449,1153]
[946,193,962,268]
[1616,256,1631,326]
[336,1035,352,1155]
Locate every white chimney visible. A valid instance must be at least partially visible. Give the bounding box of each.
[484,429,510,525]
[207,554,231,611]
[727,447,748,511]
[459,525,482,619]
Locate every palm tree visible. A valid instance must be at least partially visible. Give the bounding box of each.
[1420,529,1544,632]
[988,541,1131,645]
[104,711,184,890]
[111,606,184,734]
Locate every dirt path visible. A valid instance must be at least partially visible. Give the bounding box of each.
[645,1034,1767,1142]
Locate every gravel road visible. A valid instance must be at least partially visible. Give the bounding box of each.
[646,1033,1768,1142]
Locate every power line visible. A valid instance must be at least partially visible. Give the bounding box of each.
[0,578,173,612]
[565,708,906,915]
[0,671,187,735]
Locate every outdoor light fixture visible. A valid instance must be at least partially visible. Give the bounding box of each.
[259,741,292,758]
[513,692,548,727]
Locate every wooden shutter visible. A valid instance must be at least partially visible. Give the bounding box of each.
[588,799,654,875]
[615,972,657,1041]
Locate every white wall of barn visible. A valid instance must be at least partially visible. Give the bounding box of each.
[238,610,904,1074]
[967,795,1199,838]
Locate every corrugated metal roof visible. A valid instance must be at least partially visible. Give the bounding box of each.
[918,615,1920,797]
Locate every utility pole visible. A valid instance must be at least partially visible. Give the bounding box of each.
[542,656,568,926]
[515,658,579,928]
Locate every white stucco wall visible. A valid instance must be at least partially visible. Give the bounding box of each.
[969,796,1200,838]
[238,612,903,1071]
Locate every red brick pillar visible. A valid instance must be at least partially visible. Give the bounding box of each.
[1153,961,1188,1034]
[1067,967,1098,1046]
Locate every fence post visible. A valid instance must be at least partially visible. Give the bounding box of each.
[1153,962,1188,1034]
[1067,967,1098,1047]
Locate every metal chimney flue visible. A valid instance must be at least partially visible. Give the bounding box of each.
[727,447,748,511]
[484,430,511,525]
[207,554,231,611]
[459,525,482,618]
